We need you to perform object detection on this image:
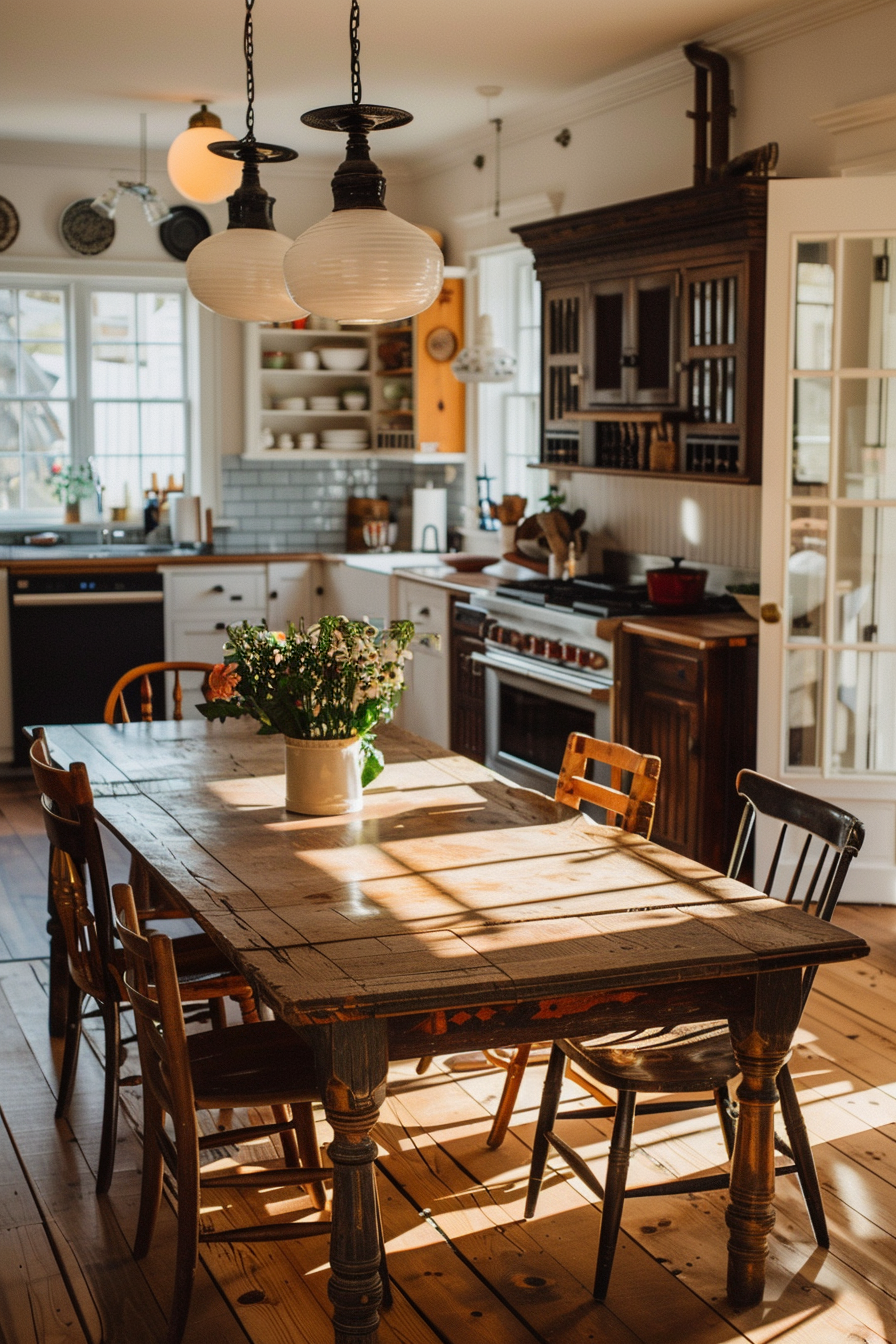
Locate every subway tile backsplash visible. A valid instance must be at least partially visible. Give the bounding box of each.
[220,456,464,552]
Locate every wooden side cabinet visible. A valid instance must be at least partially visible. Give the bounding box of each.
[613,617,757,873]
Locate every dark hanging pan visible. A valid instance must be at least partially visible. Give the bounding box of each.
[159,205,210,261]
[0,196,20,252]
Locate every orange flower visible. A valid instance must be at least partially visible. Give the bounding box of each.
[208,662,240,701]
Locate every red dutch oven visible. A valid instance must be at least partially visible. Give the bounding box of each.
[646,557,708,607]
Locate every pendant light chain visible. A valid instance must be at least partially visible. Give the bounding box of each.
[244,0,256,142]
[350,0,362,106]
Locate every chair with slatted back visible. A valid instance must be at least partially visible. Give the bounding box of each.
[479,733,661,1149]
[525,769,865,1301]
[29,728,261,1194]
[114,882,391,1344]
[103,661,215,724]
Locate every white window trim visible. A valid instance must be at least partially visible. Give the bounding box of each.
[0,256,223,526]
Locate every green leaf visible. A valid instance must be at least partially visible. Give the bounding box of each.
[197,701,245,722]
[361,744,384,788]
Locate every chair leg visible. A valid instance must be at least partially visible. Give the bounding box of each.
[374,1180,392,1310]
[166,1119,200,1344]
[233,990,259,1025]
[714,1084,736,1159]
[96,999,121,1195]
[134,1096,166,1259]
[273,1104,301,1166]
[208,997,228,1030]
[593,1089,636,1301]
[54,979,84,1120]
[291,1102,328,1211]
[777,1064,829,1249]
[525,1043,566,1218]
[416,1055,434,1075]
[487,1044,532,1149]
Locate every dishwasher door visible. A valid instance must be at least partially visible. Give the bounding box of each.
[10,571,165,764]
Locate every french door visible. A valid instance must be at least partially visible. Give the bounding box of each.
[760,177,896,901]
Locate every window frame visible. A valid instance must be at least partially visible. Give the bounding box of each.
[0,258,220,528]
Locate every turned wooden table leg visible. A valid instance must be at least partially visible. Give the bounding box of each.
[314,1019,389,1344]
[725,967,802,1308]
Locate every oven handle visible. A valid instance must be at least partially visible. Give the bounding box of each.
[471,649,610,701]
[12,591,164,606]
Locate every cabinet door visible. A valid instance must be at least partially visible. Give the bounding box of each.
[681,263,745,474]
[632,272,678,405]
[267,562,312,630]
[586,279,628,406]
[315,563,391,626]
[450,632,485,761]
[394,580,450,747]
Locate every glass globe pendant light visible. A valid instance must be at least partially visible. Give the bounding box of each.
[186,0,308,323]
[283,0,443,325]
[167,105,242,204]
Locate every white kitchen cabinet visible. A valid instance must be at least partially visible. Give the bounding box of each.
[313,561,391,627]
[162,565,266,719]
[394,577,451,748]
[267,561,313,631]
[0,571,12,764]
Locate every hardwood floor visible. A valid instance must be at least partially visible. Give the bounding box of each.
[1,776,895,1343]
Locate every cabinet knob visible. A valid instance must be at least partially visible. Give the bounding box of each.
[269,590,278,600]
[230,594,243,601]
[316,586,324,597]
[760,602,782,624]
[211,584,225,593]
[419,607,430,618]
[215,622,226,631]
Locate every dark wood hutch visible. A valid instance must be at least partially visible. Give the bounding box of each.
[514,178,768,483]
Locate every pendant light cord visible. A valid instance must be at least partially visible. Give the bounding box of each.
[350,0,362,106]
[244,0,256,142]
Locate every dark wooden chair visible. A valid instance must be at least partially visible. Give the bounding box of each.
[29,728,259,1194]
[103,661,215,724]
[481,734,661,1149]
[114,882,391,1344]
[525,769,865,1300]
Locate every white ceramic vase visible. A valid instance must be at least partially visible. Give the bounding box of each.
[284,735,363,816]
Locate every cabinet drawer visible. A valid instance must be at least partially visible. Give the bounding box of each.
[165,567,267,614]
[168,617,265,664]
[635,644,701,697]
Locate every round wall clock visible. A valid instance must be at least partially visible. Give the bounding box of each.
[0,196,20,252]
[59,199,115,256]
[425,325,458,362]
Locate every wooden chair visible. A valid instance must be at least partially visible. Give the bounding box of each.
[481,734,661,1149]
[103,661,215,724]
[29,729,259,1194]
[114,883,390,1344]
[525,769,865,1300]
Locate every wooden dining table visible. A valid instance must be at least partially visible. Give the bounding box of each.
[40,717,868,1344]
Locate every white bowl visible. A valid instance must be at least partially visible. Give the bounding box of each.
[729,591,761,620]
[276,397,307,411]
[317,346,368,371]
[310,396,341,411]
[342,393,368,411]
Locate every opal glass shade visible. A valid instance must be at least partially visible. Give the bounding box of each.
[451,314,517,384]
[283,209,443,325]
[187,227,308,322]
[167,125,242,204]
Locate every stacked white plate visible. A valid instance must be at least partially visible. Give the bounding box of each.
[309,395,340,411]
[321,429,369,451]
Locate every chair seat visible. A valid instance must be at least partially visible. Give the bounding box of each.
[108,932,249,1000]
[187,1020,320,1109]
[561,1022,735,1094]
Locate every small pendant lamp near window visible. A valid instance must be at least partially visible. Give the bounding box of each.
[282,0,443,324]
[186,0,308,323]
[167,105,243,204]
[452,91,518,385]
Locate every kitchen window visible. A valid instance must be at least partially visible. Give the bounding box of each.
[0,278,190,521]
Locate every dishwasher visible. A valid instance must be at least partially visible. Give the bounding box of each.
[9,570,165,765]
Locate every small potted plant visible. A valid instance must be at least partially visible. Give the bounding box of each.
[47,459,94,523]
[199,616,415,815]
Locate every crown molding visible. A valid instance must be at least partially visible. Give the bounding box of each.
[831,147,896,176]
[408,0,896,183]
[0,136,353,182]
[452,192,564,231]
[814,91,896,135]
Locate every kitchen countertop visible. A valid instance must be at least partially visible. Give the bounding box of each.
[598,612,759,648]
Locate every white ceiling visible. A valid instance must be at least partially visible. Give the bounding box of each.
[2,0,787,156]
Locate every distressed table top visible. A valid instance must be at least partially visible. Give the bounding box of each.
[42,719,868,1026]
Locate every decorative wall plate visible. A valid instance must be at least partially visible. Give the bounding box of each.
[60,199,115,256]
[425,325,458,362]
[0,196,20,252]
[159,205,210,261]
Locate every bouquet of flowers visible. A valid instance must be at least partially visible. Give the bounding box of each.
[46,459,95,505]
[199,616,415,786]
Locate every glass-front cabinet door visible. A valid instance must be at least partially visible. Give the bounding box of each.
[760,178,896,903]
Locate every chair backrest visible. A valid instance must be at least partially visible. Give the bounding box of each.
[727,769,864,1004]
[29,728,114,1000]
[555,733,661,837]
[103,662,215,725]
[113,883,197,1129]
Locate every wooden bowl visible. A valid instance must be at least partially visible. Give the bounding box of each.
[441,554,499,573]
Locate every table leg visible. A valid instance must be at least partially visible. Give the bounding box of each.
[314,1019,389,1344]
[725,967,802,1308]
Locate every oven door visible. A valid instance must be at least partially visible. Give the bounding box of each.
[474,649,611,796]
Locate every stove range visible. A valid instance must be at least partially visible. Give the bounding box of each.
[494,574,741,619]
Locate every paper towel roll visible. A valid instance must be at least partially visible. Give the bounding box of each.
[412,486,447,553]
[170,494,201,545]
